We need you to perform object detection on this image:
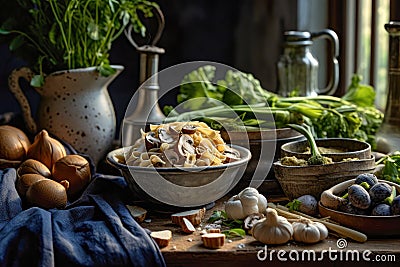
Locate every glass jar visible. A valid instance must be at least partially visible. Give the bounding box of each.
[277,30,339,97]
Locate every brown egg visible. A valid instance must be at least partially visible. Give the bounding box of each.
[26,179,68,209]
[52,155,91,196]
[16,173,48,197]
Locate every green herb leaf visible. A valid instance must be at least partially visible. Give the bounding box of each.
[49,23,57,45]
[98,64,116,77]
[207,210,227,223]
[222,228,246,239]
[286,199,302,211]
[30,75,45,87]
[0,28,10,35]
[9,35,24,51]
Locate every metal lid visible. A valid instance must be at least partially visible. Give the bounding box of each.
[284,31,313,45]
[385,21,400,35]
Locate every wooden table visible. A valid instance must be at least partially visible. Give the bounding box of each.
[142,196,400,267]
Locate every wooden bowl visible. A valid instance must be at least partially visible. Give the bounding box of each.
[318,179,400,237]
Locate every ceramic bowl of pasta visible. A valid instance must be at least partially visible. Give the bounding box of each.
[107,122,251,207]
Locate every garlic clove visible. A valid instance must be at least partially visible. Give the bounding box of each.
[26,179,68,209]
[27,130,66,171]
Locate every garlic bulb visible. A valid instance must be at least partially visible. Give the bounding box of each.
[252,208,293,245]
[27,130,66,171]
[225,187,268,220]
[292,218,328,244]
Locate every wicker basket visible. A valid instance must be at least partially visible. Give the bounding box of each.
[273,156,376,200]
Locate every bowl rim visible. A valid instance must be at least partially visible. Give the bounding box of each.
[319,178,400,219]
[281,137,371,154]
[106,144,252,173]
[318,201,400,219]
[273,154,375,169]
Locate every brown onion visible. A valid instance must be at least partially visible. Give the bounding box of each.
[26,179,68,209]
[0,125,31,161]
[17,159,51,178]
[16,173,48,197]
[52,155,91,196]
[27,129,66,171]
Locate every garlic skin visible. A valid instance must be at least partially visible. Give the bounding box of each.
[252,208,293,245]
[225,187,268,220]
[292,219,328,244]
[27,130,66,171]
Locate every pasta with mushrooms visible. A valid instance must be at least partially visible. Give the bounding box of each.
[122,122,241,168]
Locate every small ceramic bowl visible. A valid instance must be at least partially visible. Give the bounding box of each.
[319,179,400,237]
[106,145,251,208]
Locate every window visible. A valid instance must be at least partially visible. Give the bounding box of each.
[330,0,391,109]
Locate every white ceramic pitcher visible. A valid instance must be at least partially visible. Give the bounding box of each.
[8,65,124,165]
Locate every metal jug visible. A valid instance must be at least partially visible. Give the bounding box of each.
[277,29,339,97]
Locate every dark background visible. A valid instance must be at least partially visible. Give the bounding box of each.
[0,0,297,137]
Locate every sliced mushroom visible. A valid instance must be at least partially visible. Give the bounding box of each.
[181,125,197,134]
[168,125,180,136]
[145,132,160,151]
[163,149,181,166]
[177,134,195,156]
[158,128,174,143]
[244,213,265,234]
[223,147,241,163]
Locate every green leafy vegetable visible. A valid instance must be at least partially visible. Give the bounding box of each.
[342,75,376,107]
[376,151,400,184]
[164,65,384,148]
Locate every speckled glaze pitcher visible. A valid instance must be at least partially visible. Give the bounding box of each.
[8,65,124,165]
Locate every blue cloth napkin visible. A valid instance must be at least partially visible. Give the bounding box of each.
[0,168,166,267]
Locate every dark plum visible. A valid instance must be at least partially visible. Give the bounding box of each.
[371,203,392,216]
[392,196,400,215]
[348,184,371,210]
[355,173,378,188]
[369,183,392,203]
